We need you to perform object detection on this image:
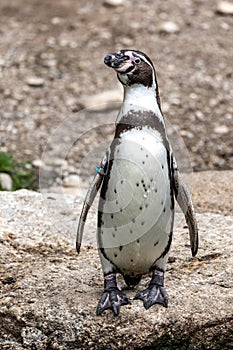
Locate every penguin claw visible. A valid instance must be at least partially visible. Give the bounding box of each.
[96,289,131,316]
[134,285,168,309]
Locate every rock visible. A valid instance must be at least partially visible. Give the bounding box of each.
[158,21,180,34]
[103,0,124,7]
[216,1,233,15]
[0,172,13,190]
[63,174,81,187]
[80,87,123,110]
[26,77,44,87]
[0,183,233,349]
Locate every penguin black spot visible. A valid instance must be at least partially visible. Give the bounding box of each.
[142,161,145,164]
[131,259,134,263]
[116,200,118,205]
[161,200,164,206]
[162,164,164,169]
[145,203,149,208]
[114,253,118,258]
[114,226,117,231]
[150,178,153,182]
[146,154,148,158]
[136,182,139,187]
[130,229,133,234]
[140,147,143,151]
[139,206,143,210]
[132,218,135,223]
[136,239,140,243]
[154,241,159,247]
[155,188,158,193]
[120,207,123,212]
[163,207,166,213]
[111,214,114,219]
[141,221,145,226]
[119,245,123,251]
[112,232,116,238]
[114,188,117,193]
[141,179,144,184]
[121,179,124,184]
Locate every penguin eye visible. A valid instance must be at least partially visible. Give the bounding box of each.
[135,58,141,64]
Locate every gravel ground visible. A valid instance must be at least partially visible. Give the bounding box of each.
[0,0,232,177]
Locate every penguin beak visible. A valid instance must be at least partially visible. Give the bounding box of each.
[104,52,133,73]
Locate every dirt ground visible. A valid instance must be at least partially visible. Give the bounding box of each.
[0,0,232,175]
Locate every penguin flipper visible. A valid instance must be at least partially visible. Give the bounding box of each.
[172,159,198,257]
[76,156,108,254]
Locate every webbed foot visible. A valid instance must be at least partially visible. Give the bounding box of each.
[134,269,168,309]
[96,273,130,316]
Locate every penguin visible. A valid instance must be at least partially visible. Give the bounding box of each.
[76,49,198,316]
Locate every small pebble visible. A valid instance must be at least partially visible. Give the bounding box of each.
[26,77,44,87]
[103,0,124,7]
[63,174,81,188]
[214,125,229,135]
[158,21,180,34]
[51,17,63,25]
[216,1,233,15]
[0,58,5,67]
[32,159,44,168]
[0,173,13,191]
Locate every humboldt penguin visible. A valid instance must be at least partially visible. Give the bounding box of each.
[76,49,198,316]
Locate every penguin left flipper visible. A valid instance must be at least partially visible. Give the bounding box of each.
[172,157,198,257]
[76,155,108,254]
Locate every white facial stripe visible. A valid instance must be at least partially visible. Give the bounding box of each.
[132,52,153,70]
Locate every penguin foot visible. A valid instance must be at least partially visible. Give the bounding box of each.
[96,273,130,316]
[134,269,168,309]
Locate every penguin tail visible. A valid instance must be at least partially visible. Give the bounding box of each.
[124,274,142,288]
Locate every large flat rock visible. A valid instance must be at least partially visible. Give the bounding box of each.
[0,189,232,349]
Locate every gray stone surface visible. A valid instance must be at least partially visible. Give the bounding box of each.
[0,189,233,349]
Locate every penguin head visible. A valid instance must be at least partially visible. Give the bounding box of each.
[104,49,156,88]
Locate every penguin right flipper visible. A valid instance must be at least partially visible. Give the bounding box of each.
[172,158,198,257]
[76,156,108,254]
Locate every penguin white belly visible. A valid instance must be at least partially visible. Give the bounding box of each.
[98,127,173,276]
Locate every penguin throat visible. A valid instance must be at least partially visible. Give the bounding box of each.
[122,84,163,119]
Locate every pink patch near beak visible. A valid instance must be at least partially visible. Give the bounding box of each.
[115,61,134,73]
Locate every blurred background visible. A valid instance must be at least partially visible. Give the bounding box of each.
[0,0,232,192]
